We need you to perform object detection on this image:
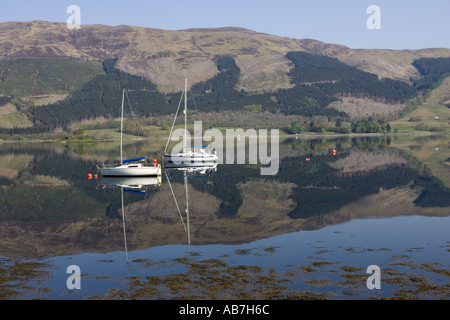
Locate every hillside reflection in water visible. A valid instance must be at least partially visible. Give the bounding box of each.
[0,135,448,299]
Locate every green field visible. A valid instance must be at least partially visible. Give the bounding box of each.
[390,135,450,188]
[391,76,450,134]
[0,110,34,128]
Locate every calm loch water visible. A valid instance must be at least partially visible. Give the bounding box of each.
[0,135,448,300]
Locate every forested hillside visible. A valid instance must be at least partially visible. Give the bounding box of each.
[24,51,435,131]
[411,57,450,91]
[29,58,171,129]
[0,58,104,100]
[284,51,418,102]
[0,49,445,135]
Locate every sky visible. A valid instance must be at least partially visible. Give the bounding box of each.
[1,0,449,50]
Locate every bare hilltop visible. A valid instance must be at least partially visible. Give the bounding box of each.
[1,20,449,93]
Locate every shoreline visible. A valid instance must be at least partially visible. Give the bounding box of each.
[0,130,447,144]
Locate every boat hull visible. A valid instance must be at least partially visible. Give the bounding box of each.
[163,153,219,168]
[100,176,161,186]
[98,165,161,177]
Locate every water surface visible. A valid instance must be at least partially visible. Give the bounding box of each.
[0,135,448,300]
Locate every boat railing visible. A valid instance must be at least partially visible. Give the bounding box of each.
[97,162,123,169]
[98,159,157,169]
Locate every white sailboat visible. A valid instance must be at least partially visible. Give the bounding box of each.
[97,89,162,177]
[163,78,219,168]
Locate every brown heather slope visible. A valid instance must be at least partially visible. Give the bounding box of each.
[1,21,450,93]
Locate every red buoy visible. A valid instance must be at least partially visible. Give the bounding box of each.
[153,159,157,165]
[306,158,310,161]
[332,149,336,155]
[87,173,92,180]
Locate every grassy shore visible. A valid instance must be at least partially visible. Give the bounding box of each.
[0,122,447,143]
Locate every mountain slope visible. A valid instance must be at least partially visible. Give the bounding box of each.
[0,58,104,106]
[25,53,424,130]
[1,21,450,132]
[1,21,450,93]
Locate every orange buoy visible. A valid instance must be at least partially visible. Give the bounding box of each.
[87,173,92,180]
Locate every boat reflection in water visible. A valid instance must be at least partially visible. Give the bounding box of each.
[99,176,162,194]
[98,163,217,260]
[98,175,162,262]
[164,162,219,245]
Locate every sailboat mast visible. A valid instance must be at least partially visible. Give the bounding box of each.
[184,78,187,154]
[120,89,125,164]
[185,171,190,245]
[121,187,129,263]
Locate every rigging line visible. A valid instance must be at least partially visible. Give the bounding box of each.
[184,171,190,246]
[124,89,147,155]
[164,90,184,153]
[165,170,187,232]
[124,89,142,136]
[186,69,201,123]
[121,187,129,264]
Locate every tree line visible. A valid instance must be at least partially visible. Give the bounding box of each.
[411,57,450,91]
